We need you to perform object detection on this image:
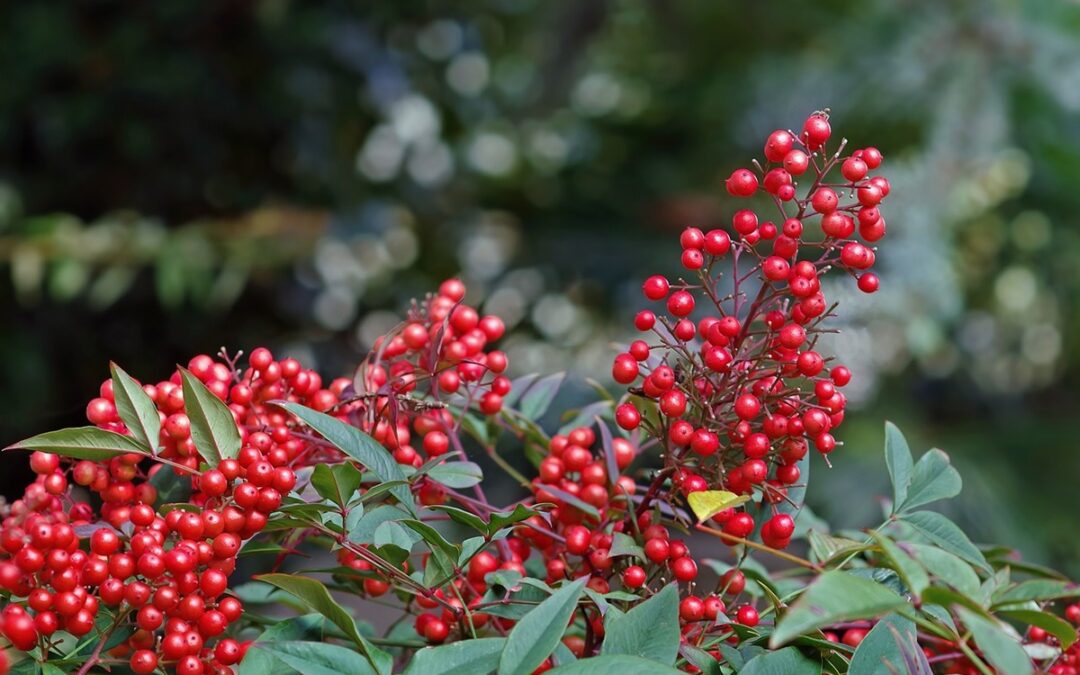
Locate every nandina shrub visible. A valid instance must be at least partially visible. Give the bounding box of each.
[0,112,1077,675]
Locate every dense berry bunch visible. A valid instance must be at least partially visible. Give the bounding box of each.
[0,280,511,674]
[611,111,884,550]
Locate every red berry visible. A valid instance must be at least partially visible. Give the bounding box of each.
[726,169,759,197]
[622,566,647,589]
[736,604,760,626]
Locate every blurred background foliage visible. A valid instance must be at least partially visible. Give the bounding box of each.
[2,0,1079,571]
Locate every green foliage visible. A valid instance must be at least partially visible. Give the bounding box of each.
[5,425,150,460]
[499,577,587,675]
[179,367,241,467]
[278,402,415,512]
[601,583,680,664]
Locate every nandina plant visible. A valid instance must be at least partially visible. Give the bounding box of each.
[0,112,1078,675]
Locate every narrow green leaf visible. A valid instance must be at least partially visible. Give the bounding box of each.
[848,614,917,675]
[427,461,484,489]
[540,484,600,519]
[1000,609,1076,649]
[906,543,980,597]
[770,571,908,648]
[601,583,680,664]
[519,372,565,420]
[871,532,929,598]
[404,637,507,675]
[277,402,415,513]
[246,641,376,675]
[429,504,488,533]
[180,367,241,467]
[5,426,148,461]
[900,511,991,573]
[401,520,460,557]
[922,586,992,617]
[884,421,914,514]
[110,362,161,452]
[897,448,962,513]
[488,505,541,537]
[809,530,870,564]
[311,463,362,507]
[741,646,821,675]
[995,579,1080,606]
[955,607,1034,675]
[255,573,392,675]
[499,577,587,675]
[548,654,682,674]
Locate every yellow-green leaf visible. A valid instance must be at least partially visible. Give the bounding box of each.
[688,490,750,522]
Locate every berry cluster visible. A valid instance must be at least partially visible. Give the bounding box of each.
[0,280,511,674]
[611,111,884,551]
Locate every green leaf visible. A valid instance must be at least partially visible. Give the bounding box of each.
[608,532,644,561]
[349,505,413,544]
[312,463,362,507]
[884,421,914,514]
[541,484,600,519]
[741,647,821,675]
[460,536,489,565]
[255,573,392,675]
[430,505,488,533]
[921,586,991,616]
[373,520,420,552]
[5,426,148,461]
[402,519,461,560]
[995,579,1080,606]
[519,373,564,420]
[110,362,161,452]
[679,644,722,675]
[148,464,192,505]
[808,530,870,564]
[871,532,929,598]
[900,511,991,573]
[897,449,962,513]
[1000,609,1076,649]
[246,641,377,675]
[770,571,908,648]
[404,637,506,675]
[848,614,917,675]
[237,646,281,675]
[488,504,541,537]
[427,461,484,489]
[602,583,680,664]
[548,654,682,675]
[180,367,241,467]
[277,402,415,513]
[906,543,980,597]
[955,607,1034,675]
[498,577,587,675]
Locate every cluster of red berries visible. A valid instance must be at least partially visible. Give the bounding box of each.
[0,348,335,673]
[610,111,881,552]
[0,279,514,673]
